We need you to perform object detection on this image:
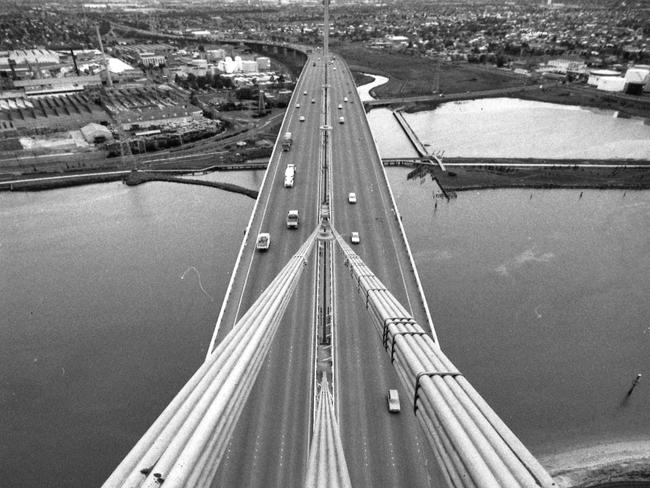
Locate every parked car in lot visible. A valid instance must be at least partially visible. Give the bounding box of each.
[311,98,316,104]
[348,192,357,204]
[296,103,300,108]
[351,232,360,244]
[256,233,270,251]
[339,116,345,124]
[338,104,342,110]
[299,116,305,122]
[387,389,401,413]
[344,97,349,103]
[303,91,308,96]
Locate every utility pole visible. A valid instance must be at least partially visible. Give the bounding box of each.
[96,24,112,88]
[433,53,440,93]
[258,89,265,116]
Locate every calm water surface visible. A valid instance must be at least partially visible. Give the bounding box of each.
[0,173,259,486]
[386,169,650,455]
[368,98,650,159]
[1,170,649,486]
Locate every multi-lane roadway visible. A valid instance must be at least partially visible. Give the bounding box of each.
[210,52,443,487]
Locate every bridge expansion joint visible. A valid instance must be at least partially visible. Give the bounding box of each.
[413,370,463,414]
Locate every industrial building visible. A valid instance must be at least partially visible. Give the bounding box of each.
[588,67,650,93]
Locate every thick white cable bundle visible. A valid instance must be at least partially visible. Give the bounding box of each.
[103,231,317,488]
[335,230,556,488]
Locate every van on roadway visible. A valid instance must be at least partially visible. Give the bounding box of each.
[284,164,296,188]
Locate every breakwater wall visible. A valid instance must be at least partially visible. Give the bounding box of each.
[123,171,258,199]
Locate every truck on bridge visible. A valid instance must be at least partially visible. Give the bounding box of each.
[281,131,293,151]
[284,164,296,188]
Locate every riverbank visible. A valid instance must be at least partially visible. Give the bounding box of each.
[396,85,650,120]
[406,158,650,192]
[0,157,267,192]
[0,172,126,191]
[540,440,650,487]
[4,157,650,193]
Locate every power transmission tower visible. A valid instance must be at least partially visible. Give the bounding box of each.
[433,53,440,93]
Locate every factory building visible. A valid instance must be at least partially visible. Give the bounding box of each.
[624,67,650,95]
[241,60,259,73]
[256,56,271,71]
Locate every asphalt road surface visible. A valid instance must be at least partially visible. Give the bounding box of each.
[211,52,443,487]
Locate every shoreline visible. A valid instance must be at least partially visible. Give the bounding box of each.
[402,159,650,193]
[538,439,650,487]
[384,86,650,121]
[3,157,650,193]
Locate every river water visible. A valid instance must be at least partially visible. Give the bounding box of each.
[387,174,650,457]
[368,98,650,159]
[0,173,260,486]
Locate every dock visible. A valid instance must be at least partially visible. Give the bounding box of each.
[392,112,446,170]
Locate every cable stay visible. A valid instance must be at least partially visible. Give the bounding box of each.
[102,229,318,488]
[305,375,353,488]
[332,227,556,488]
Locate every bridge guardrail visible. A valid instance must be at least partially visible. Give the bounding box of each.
[339,59,439,343]
[206,57,309,358]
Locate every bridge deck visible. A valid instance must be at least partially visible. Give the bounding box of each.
[209,53,442,487]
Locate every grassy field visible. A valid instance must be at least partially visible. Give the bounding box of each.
[333,42,528,97]
[335,42,650,118]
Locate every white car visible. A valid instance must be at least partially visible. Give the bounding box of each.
[256,233,270,251]
[338,104,343,110]
[348,192,357,203]
[303,91,308,96]
[299,116,305,122]
[387,389,401,413]
[351,232,360,244]
[296,103,301,108]
[311,98,316,104]
[344,97,349,103]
